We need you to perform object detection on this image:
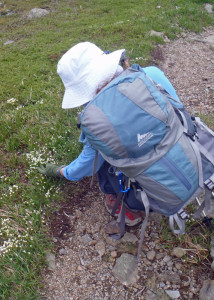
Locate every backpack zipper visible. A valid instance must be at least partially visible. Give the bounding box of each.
[161,156,192,191]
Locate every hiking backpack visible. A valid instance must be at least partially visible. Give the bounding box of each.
[81,64,214,259]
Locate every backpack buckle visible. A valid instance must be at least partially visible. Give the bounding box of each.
[205,174,214,191]
[177,209,188,220]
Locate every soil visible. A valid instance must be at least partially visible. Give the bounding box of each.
[40,27,214,300]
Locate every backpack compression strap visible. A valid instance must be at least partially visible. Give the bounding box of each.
[90,150,99,188]
[136,190,150,260]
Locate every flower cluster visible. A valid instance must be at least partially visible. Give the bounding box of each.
[25,147,56,171]
[0,184,19,202]
[6,98,17,104]
[0,205,44,257]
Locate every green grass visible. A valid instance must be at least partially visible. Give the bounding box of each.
[0,0,214,298]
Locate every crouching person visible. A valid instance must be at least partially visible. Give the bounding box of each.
[38,41,180,232]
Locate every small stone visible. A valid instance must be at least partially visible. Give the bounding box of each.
[45,252,56,271]
[158,271,181,284]
[165,290,180,299]
[77,265,83,271]
[95,240,106,257]
[27,8,49,19]
[122,232,138,244]
[78,234,92,246]
[163,255,172,263]
[159,282,165,288]
[150,30,164,38]
[4,40,14,45]
[88,240,97,246]
[210,234,214,258]
[112,253,138,285]
[172,247,186,258]
[203,35,214,47]
[199,280,214,300]
[180,275,191,287]
[75,210,82,218]
[143,258,151,266]
[147,250,156,261]
[175,263,182,270]
[111,251,117,258]
[105,220,121,235]
[59,248,67,255]
[156,253,164,260]
[205,4,213,14]
[105,235,120,247]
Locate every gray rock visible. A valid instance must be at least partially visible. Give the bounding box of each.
[145,290,159,300]
[5,10,14,16]
[112,253,138,285]
[4,40,14,45]
[204,35,214,48]
[175,263,182,270]
[105,235,120,247]
[211,260,214,270]
[27,8,49,19]
[122,232,138,244]
[147,250,156,261]
[205,4,213,14]
[59,248,67,255]
[95,240,106,257]
[145,289,169,300]
[45,252,56,271]
[210,234,214,258]
[199,280,214,300]
[180,274,191,287]
[158,271,181,284]
[78,234,92,245]
[165,290,180,299]
[150,30,164,38]
[163,255,172,263]
[172,247,186,258]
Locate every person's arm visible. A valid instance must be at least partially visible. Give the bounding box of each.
[37,144,104,180]
[62,144,104,181]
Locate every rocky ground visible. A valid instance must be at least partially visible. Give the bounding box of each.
[40,27,214,300]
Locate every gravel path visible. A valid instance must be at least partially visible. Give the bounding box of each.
[40,28,214,300]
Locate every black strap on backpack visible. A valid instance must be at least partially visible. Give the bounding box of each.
[109,173,130,240]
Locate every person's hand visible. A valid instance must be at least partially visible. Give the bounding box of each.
[37,163,64,178]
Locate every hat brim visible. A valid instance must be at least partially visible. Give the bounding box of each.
[62,48,125,109]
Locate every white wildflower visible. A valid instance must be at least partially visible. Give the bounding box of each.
[7,98,17,104]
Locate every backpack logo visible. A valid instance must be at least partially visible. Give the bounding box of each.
[137,132,153,147]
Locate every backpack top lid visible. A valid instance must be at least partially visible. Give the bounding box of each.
[81,67,183,162]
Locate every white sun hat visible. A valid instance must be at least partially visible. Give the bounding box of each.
[57,42,125,109]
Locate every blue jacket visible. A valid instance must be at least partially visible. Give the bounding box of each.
[63,66,181,181]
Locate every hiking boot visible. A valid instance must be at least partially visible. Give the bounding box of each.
[104,194,144,227]
[104,194,118,214]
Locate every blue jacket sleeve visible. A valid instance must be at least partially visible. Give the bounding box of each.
[62,144,104,181]
[143,66,180,101]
